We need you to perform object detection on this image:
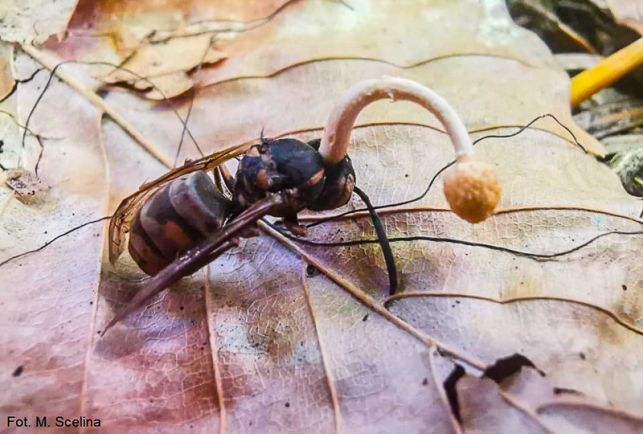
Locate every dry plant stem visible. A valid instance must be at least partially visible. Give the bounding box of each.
[21,44,173,168]
[427,348,464,434]
[499,391,553,433]
[300,267,342,434]
[204,276,227,434]
[320,77,473,164]
[536,400,643,422]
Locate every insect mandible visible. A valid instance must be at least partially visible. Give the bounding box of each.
[103,77,501,335]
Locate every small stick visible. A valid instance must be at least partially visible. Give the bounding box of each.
[21,44,173,168]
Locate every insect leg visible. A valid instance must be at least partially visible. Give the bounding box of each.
[214,162,235,196]
[101,193,285,335]
[353,186,398,295]
[283,214,308,237]
[103,239,237,336]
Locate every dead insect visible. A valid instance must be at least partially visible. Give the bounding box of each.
[103,77,501,335]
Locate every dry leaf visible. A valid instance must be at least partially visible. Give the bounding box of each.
[3,168,49,204]
[605,0,643,34]
[44,0,292,99]
[0,43,15,101]
[101,33,226,100]
[0,49,108,424]
[1,1,642,433]
[0,0,79,44]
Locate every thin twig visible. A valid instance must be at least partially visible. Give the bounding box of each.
[300,266,342,434]
[21,44,174,167]
[259,219,488,370]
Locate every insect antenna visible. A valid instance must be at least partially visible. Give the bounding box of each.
[0,56,212,266]
[259,127,276,146]
[472,113,587,153]
[172,34,216,166]
[172,87,204,167]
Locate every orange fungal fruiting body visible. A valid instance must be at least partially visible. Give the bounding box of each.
[443,159,501,223]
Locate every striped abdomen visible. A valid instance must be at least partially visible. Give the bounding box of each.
[128,171,232,275]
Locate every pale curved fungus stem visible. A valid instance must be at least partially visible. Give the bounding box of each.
[320,77,500,224]
[319,77,473,165]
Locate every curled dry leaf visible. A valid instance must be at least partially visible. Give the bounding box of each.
[3,168,49,204]
[453,366,643,433]
[101,34,226,100]
[496,364,643,433]
[44,0,292,99]
[388,295,643,413]
[456,374,550,433]
[1,1,643,433]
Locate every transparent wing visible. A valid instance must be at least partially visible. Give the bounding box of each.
[108,144,248,263]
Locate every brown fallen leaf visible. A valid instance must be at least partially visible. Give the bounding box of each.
[1,1,642,433]
[192,0,558,85]
[3,168,49,204]
[45,0,293,99]
[101,33,226,100]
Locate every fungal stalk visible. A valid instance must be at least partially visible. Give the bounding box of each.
[320,77,501,223]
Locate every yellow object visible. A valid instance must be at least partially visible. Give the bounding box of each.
[570,37,643,107]
[443,160,501,224]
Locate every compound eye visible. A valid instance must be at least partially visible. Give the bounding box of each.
[308,155,355,211]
